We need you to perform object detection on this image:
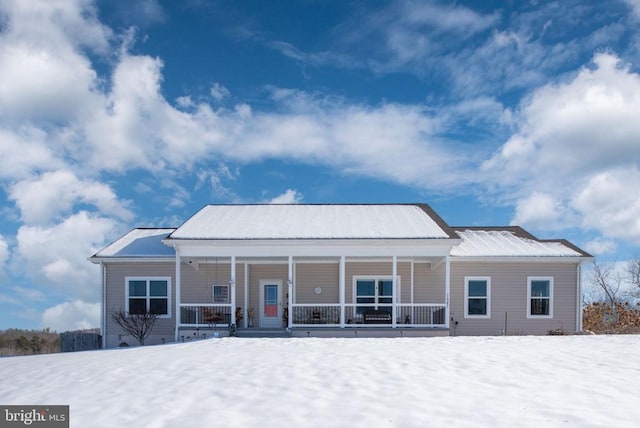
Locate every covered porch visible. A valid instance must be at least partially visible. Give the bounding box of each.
[174,254,452,337]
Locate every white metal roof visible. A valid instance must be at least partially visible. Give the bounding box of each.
[93,228,176,258]
[450,229,582,257]
[169,205,451,240]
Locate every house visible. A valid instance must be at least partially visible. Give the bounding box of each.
[89,204,592,347]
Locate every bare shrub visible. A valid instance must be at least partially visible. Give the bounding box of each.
[111,310,158,345]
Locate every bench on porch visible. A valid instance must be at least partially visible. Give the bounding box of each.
[363,309,392,324]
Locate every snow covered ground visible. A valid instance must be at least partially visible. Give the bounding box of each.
[1,335,638,427]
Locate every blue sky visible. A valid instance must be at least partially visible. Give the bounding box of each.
[1,0,639,331]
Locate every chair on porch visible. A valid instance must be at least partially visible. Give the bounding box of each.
[203,308,224,326]
[363,309,392,324]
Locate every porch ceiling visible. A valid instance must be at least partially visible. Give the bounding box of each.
[181,255,444,266]
[166,238,458,258]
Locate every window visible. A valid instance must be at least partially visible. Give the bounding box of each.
[354,277,397,315]
[464,277,491,318]
[527,277,553,318]
[213,285,229,303]
[126,277,171,317]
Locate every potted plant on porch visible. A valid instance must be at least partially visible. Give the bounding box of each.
[247,308,255,327]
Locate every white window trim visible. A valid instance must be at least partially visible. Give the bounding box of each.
[464,276,491,319]
[527,276,554,319]
[352,275,401,308]
[125,276,172,319]
[212,284,230,304]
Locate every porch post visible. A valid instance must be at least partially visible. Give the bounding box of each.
[101,262,106,349]
[410,261,415,326]
[339,256,345,328]
[174,248,181,342]
[288,256,293,329]
[445,255,450,329]
[392,255,397,328]
[230,256,236,325]
[244,263,248,328]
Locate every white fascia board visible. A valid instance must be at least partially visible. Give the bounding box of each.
[451,256,592,263]
[164,238,460,258]
[88,257,175,264]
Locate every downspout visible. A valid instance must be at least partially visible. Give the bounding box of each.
[287,256,293,330]
[230,256,236,326]
[576,263,582,332]
[445,255,451,329]
[339,256,345,328]
[392,256,397,328]
[101,261,106,349]
[174,248,181,343]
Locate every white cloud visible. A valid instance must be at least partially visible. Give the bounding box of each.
[486,53,640,241]
[14,212,121,300]
[572,168,640,239]
[359,1,497,71]
[0,234,8,265]
[0,0,474,196]
[584,237,617,256]
[210,82,230,101]
[489,53,640,182]
[0,234,9,277]
[41,300,100,332]
[625,0,640,18]
[0,0,109,123]
[175,96,194,109]
[229,94,466,189]
[0,127,64,180]
[83,52,229,172]
[268,189,304,204]
[10,170,133,225]
[511,192,572,231]
[10,286,46,303]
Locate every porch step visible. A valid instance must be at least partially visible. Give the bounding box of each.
[235,328,292,338]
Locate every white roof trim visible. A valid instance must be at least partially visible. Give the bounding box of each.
[451,256,591,263]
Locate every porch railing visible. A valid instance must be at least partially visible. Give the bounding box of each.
[291,304,341,326]
[180,303,446,328]
[180,304,233,327]
[290,303,446,327]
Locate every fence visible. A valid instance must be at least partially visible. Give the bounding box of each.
[60,330,101,352]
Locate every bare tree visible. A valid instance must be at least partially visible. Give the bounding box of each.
[626,254,640,292]
[111,310,158,345]
[590,260,624,307]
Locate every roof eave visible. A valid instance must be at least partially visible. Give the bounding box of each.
[451,255,593,263]
[88,256,176,264]
[163,237,462,258]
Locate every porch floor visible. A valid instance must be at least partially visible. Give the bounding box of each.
[289,327,450,338]
[236,328,292,338]
[177,326,450,339]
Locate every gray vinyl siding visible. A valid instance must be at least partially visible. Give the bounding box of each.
[290,261,445,304]
[294,263,339,303]
[414,261,446,303]
[180,262,246,307]
[449,262,579,336]
[104,261,176,348]
[103,257,580,345]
